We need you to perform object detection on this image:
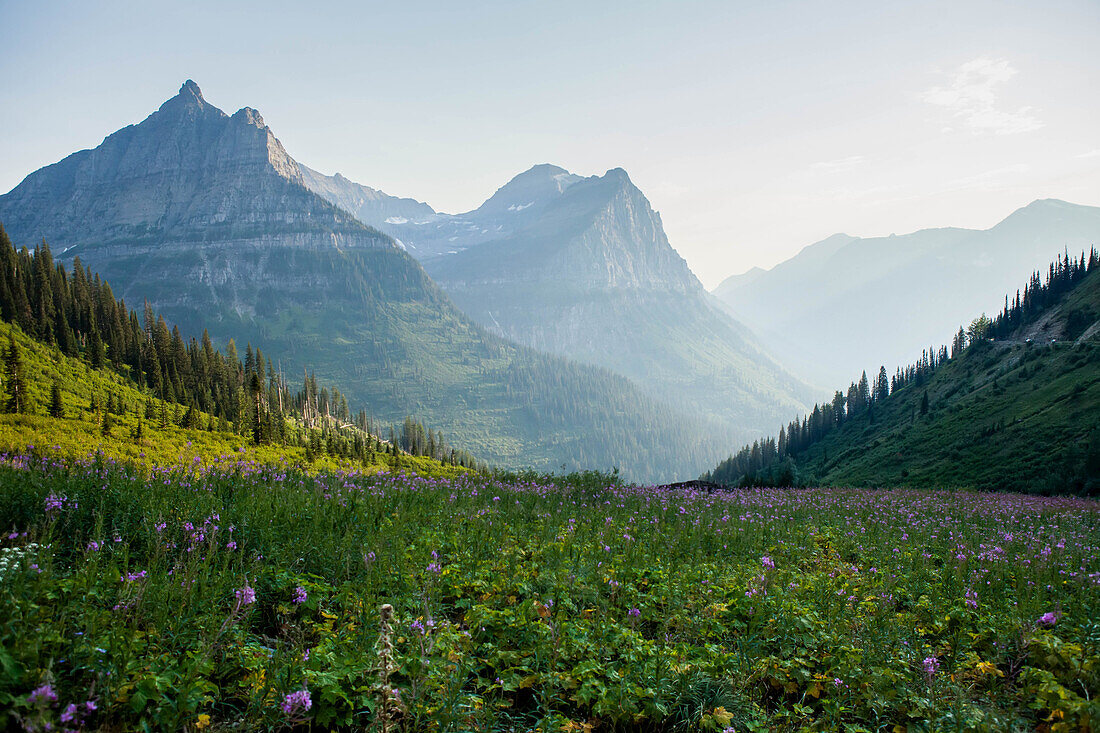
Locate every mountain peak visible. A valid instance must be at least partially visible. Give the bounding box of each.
[475,164,582,215]
[156,79,218,118]
[232,106,266,128]
[179,79,203,99]
[604,167,631,182]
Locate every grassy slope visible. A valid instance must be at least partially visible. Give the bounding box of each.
[789,271,1100,491]
[0,321,467,479]
[86,245,731,482]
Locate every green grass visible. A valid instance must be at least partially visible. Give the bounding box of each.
[0,321,469,480]
[1,455,1097,731]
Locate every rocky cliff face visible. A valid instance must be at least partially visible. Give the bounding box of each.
[416,165,812,434]
[0,80,385,251]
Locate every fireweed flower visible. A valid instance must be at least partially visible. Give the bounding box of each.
[281,688,312,715]
[1038,611,1058,626]
[28,684,57,704]
[628,607,641,617]
[923,656,940,678]
[293,586,308,604]
[762,555,775,569]
[236,584,256,606]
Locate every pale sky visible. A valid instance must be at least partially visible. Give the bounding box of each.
[2,0,1098,288]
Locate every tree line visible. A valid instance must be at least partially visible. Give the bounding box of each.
[703,248,1099,487]
[0,223,480,469]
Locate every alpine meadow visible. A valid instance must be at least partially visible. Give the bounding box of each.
[1,3,1099,732]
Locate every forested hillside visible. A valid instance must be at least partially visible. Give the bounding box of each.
[705,249,1100,493]
[0,224,479,472]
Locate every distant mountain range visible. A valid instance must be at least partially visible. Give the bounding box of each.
[0,80,764,481]
[301,163,813,434]
[712,200,1100,389]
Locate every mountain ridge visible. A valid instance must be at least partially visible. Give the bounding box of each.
[712,199,1100,389]
[400,164,814,434]
[0,80,735,481]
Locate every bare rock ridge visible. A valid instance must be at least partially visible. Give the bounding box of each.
[0,80,387,256]
[296,164,436,236]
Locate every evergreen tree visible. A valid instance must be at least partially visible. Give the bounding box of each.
[87,328,103,368]
[49,382,63,418]
[3,335,28,414]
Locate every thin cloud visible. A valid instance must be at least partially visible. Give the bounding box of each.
[1077,149,1100,159]
[809,155,866,172]
[922,57,1042,135]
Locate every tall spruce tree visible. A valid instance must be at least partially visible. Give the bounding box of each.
[4,334,28,414]
[49,382,64,418]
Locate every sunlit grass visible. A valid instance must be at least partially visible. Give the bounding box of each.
[1,449,1097,731]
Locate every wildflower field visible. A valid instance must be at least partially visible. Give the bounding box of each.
[1,450,1098,732]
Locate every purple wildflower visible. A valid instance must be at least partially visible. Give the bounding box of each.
[1038,611,1058,626]
[923,656,940,678]
[292,586,308,604]
[28,684,57,704]
[235,583,256,606]
[281,688,312,715]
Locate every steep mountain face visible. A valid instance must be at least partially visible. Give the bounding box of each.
[706,261,1100,493]
[409,165,813,435]
[713,200,1100,389]
[0,81,381,251]
[0,81,734,482]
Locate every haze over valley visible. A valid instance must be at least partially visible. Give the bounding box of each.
[1,4,1098,729]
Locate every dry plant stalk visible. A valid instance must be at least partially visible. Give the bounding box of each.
[376,603,399,733]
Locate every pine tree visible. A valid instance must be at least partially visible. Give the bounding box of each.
[87,328,103,368]
[920,391,929,416]
[49,383,63,418]
[4,335,28,414]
